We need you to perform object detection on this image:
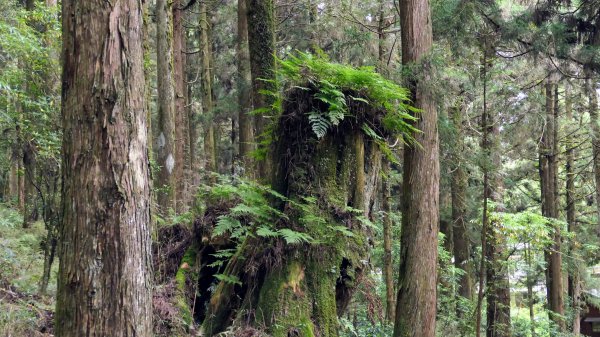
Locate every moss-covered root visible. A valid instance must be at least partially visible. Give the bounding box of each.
[174,244,198,332]
[255,257,339,337]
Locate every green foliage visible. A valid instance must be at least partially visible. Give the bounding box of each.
[0,204,54,336]
[277,52,418,142]
[0,1,62,161]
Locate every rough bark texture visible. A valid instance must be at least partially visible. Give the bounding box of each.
[450,99,473,303]
[539,80,565,330]
[237,0,255,177]
[156,0,177,214]
[394,0,439,336]
[247,0,276,179]
[173,0,189,211]
[198,88,385,337]
[56,0,152,336]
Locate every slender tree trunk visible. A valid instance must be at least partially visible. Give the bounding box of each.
[565,82,580,335]
[23,141,36,228]
[237,0,255,177]
[451,98,473,304]
[539,79,565,330]
[56,0,152,335]
[476,40,511,337]
[394,0,439,336]
[199,0,217,177]
[173,0,188,211]
[156,0,177,215]
[247,0,276,180]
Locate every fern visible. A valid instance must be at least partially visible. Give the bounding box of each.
[214,273,242,286]
[308,111,331,139]
[214,216,242,237]
[278,52,418,142]
[256,226,279,238]
[278,228,313,244]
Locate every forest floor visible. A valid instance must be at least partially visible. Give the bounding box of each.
[0,205,55,336]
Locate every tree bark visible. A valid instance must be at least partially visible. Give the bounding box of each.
[199,0,217,177]
[539,79,565,330]
[156,0,177,214]
[56,0,152,336]
[394,0,439,336]
[247,0,276,180]
[237,0,255,177]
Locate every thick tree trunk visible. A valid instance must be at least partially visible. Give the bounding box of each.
[56,0,152,336]
[450,98,473,304]
[237,0,255,177]
[173,0,188,211]
[539,80,565,330]
[199,1,217,177]
[394,0,439,336]
[247,0,276,180]
[156,0,177,214]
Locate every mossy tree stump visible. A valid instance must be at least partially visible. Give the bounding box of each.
[189,87,387,337]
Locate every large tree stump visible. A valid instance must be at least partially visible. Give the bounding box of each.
[191,86,390,337]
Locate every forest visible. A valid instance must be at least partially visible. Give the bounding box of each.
[0,0,600,336]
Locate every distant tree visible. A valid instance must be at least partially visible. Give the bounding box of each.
[156,0,177,214]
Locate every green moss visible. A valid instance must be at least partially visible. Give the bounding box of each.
[174,244,197,330]
[256,260,316,337]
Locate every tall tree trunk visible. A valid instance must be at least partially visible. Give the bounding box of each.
[539,79,565,330]
[247,0,276,180]
[199,0,217,177]
[450,97,473,304]
[173,0,188,211]
[394,0,439,336]
[565,82,580,335]
[156,0,177,214]
[237,0,255,177]
[476,40,511,337]
[56,0,152,335]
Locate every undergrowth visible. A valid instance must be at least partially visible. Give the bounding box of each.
[0,204,55,336]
